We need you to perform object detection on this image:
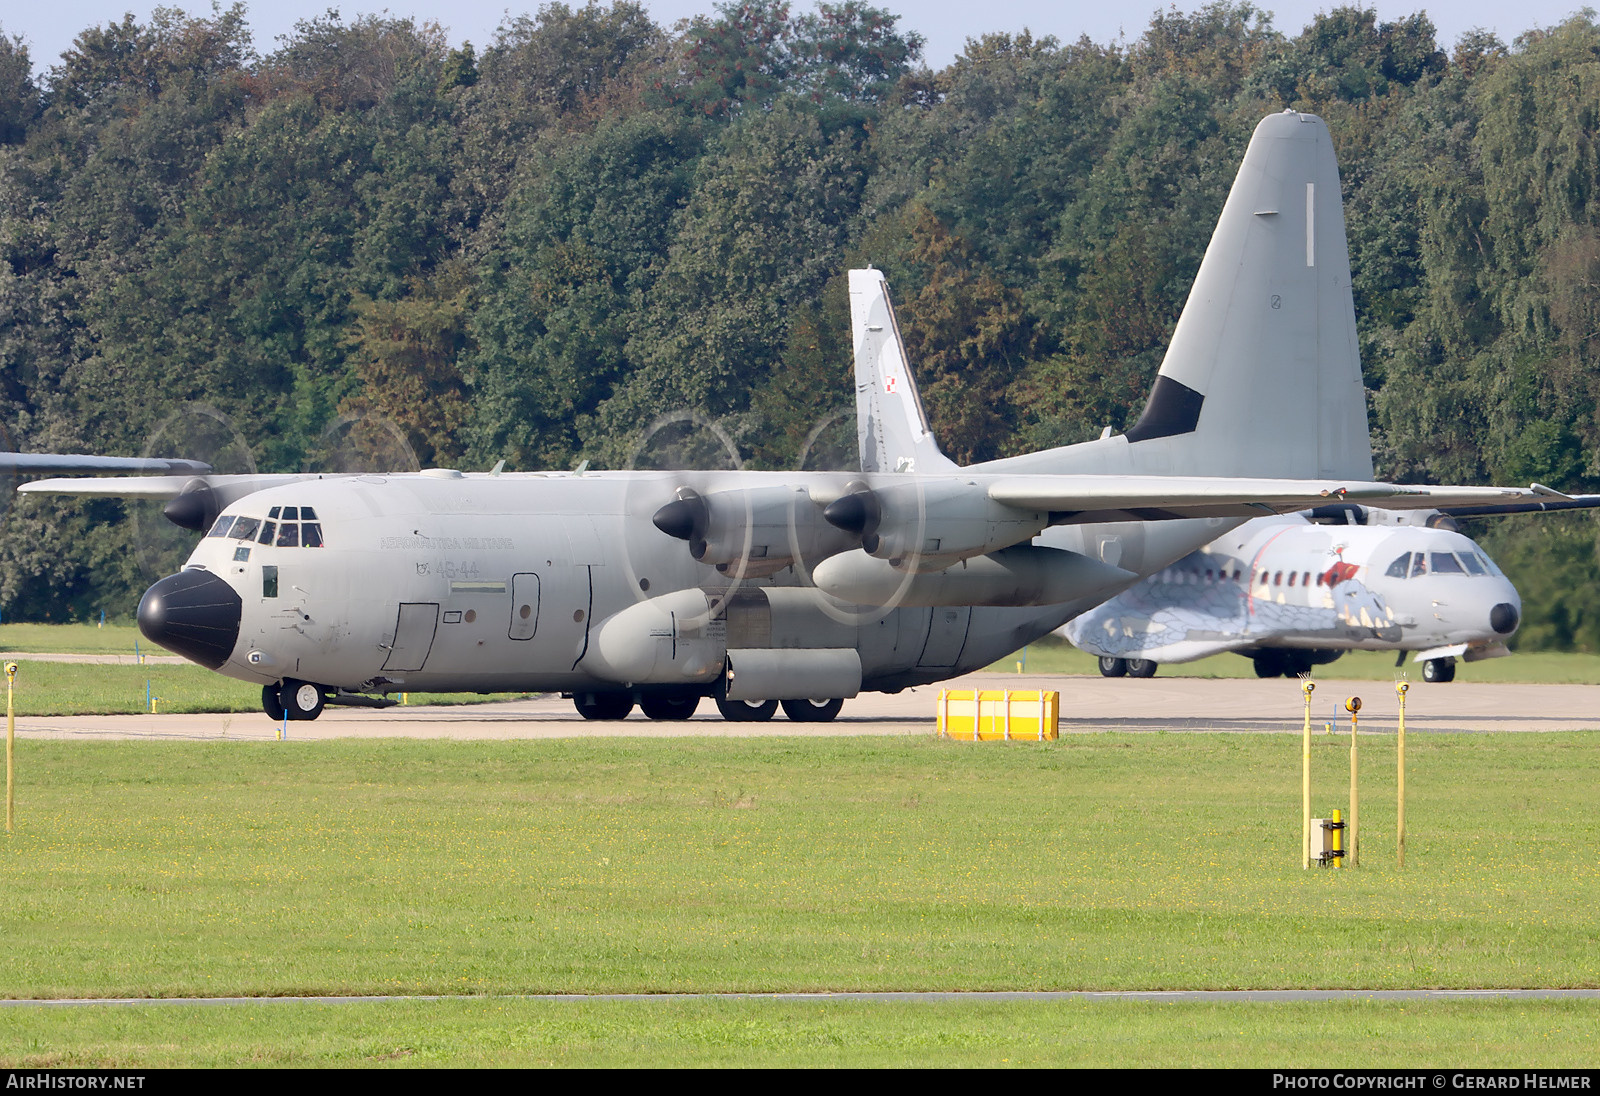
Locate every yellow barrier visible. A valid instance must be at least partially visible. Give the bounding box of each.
[936,689,1059,741]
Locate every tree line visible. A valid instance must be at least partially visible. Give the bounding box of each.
[2,1,1599,649]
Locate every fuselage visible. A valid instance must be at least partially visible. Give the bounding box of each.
[1066,513,1521,664]
[138,470,1232,700]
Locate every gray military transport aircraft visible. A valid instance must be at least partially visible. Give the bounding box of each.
[19,111,1544,722]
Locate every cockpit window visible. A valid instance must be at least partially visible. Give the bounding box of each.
[230,517,260,541]
[257,520,277,545]
[302,506,318,520]
[277,522,300,548]
[1476,551,1504,577]
[282,506,298,520]
[1431,552,1466,574]
[206,516,236,538]
[303,523,324,547]
[1460,552,1487,576]
[1386,553,1411,578]
[1410,554,1428,578]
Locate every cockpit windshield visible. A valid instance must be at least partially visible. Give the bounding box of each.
[204,508,323,548]
[1386,547,1501,580]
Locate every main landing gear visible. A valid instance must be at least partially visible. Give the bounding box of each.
[570,692,844,722]
[1098,656,1158,678]
[1422,657,1457,683]
[262,679,326,721]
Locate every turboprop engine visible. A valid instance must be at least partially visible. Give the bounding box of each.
[583,586,862,700]
[651,485,861,577]
[822,479,1048,573]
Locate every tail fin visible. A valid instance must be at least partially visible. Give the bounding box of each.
[988,110,1373,481]
[849,268,960,474]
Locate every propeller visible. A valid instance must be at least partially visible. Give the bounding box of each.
[133,403,258,581]
[304,411,421,474]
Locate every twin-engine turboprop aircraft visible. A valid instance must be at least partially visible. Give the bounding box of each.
[1064,494,1600,683]
[20,111,1543,721]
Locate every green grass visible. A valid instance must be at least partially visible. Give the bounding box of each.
[3,998,1594,1068]
[0,621,148,655]
[995,635,1600,683]
[2,734,1595,1066]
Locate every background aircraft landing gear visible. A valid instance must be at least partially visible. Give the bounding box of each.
[574,692,633,720]
[715,698,778,722]
[780,697,844,722]
[1252,651,1286,678]
[639,693,701,720]
[1422,657,1457,683]
[1126,658,1159,679]
[280,678,326,720]
[1098,656,1127,678]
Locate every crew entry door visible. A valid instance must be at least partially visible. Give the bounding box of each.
[382,602,440,671]
[509,573,540,640]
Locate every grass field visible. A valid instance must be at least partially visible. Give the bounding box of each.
[1,733,1596,1066]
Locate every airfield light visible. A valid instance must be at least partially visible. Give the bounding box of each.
[1346,697,1361,867]
[6,661,16,834]
[1396,680,1409,868]
[1301,680,1315,870]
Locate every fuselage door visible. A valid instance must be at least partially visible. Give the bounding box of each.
[383,602,440,671]
[509,573,540,640]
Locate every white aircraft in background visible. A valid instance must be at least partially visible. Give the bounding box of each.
[17,111,1543,721]
[1063,498,1598,682]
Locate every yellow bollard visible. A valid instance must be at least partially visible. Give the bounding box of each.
[1345,696,1361,867]
[6,662,16,834]
[1331,807,1344,867]
[1397,680,1409,868]
[1301,680,1315,870]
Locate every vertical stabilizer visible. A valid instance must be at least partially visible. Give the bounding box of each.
[850,269,959,474]
[985,110,1373,481]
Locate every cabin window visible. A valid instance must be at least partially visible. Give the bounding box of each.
[1386,553,1410,578]
[1274,571,1283,586]
[262,565,278,598]
[1303,572,1312,586]
[1431,552,1466,574]
[1288,571,1297,586]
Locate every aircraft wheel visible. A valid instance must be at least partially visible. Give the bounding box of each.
[1126,658,1159,679]
[261,683,286,721]
[715,697,778,722]
[639,693,701,720]
[1422,657,1456,684]
[781,697,844,722]
[278,678,326,721]
[574,692,633,720]
[1098,656,1128,678]
[1252,652,1284,678]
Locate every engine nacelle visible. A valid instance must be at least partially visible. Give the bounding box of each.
[811,545,1135,607]
[653,486,859,577]
[724,648,861,700]
[823,478,1047,573]
[584,586,860,688]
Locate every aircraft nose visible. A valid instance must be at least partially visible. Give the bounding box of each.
[137,569,243,669]
[1490,601,1519,636]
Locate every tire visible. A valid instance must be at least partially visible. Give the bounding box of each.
[574,692,633,720]
[281,678,325,721]
[1252,652,1284,678]
[781,697,844,722]
[261,683,286,721]
[1126,658,1158,679]
[1422,657,1456,684]
[639,693,701,720]
[1098,656,1128,678]
[716,697,778,722]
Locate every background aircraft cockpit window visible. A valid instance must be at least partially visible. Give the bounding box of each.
[1431,552,1466,574]
[230,517,260,541]
[1410,553,1428,578]
[206,516,236,538]
[1386,553,1411,578]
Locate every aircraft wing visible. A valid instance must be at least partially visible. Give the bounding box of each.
[985,476,1540,522]
[0,454,211,476]
[1433,494,1600,518]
